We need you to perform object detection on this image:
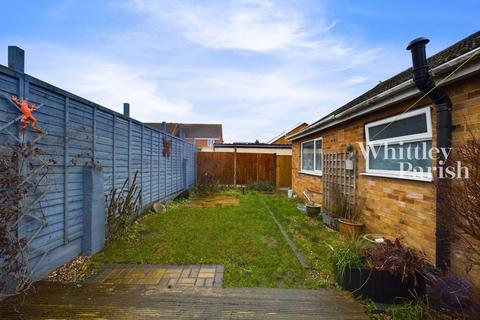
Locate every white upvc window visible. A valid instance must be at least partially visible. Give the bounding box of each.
[207,138,215,146]
[301,138,322,175]
[364,106,433,181]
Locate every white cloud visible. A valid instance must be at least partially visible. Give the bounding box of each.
[345,75,370,85]
[24,44,195,122]
[127,0,301,52]
[125,0,353,57]
[0,1,394,142]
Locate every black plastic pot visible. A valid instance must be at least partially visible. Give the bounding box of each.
[306,204,320,217]
[336,267,426,304]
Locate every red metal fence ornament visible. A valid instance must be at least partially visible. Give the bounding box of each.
[162,137,172,158]
[11,95,43,133]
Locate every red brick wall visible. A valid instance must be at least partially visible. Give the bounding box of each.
[292,75,480,286]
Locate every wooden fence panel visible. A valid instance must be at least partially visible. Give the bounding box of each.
[197,152,290,187]
[197,152,235,185]
[236,153,258,184]
[257,154,275,183]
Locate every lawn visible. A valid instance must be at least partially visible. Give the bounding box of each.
[88,190,344,288]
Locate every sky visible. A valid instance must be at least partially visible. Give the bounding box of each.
[0,0,478,142]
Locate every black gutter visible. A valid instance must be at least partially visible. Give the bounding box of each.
[407,37,452,271]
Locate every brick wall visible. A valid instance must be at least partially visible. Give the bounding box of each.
[188,138,221,149]
[292,74,480,286]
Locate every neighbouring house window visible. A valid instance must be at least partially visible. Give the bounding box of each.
[301,138,322,175]
[207,138,215,146]
[365,106,433,179]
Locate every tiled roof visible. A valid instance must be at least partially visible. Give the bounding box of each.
[298,31,480,137]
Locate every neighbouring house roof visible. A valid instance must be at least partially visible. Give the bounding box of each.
[268,122,308,144]
[147,123,223,140]
[214,143,292,149]
[290,31,480,140]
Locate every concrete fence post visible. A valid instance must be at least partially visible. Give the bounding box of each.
[82,166,105,255]
[8,46,25,73]
[123,102,130,117]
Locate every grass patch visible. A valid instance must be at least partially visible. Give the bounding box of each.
[262,194,345,288]
[88,190,344,288]
[362,298,434,320]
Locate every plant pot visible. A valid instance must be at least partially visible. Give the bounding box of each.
[321,212,337,228]
[306,204,320,217]
[287,189,293,198]
[345,159,354,170]
[338,218,364,236]
[336,267,426,304]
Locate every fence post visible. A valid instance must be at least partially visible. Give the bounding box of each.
[92,107,96,163]
[150,129,153,201]
[112,114,116,189]
[8,46,25,73]
[123,102,130,117]
[158,131,160,200]
[82,166,105,255]
[63,97,69,244]
[233,147,237,186]
[273,153,277,189]
[128,119,132,187]
[140,125,143,206]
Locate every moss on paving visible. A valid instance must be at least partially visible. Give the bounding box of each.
[88,190,344,288]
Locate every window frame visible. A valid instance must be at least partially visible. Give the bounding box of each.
[364,106,433,180]
[300,137,323,176]
[207,138,215,146]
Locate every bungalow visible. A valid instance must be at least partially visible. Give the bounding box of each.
[268,122,308,144]
[289,31,480,286]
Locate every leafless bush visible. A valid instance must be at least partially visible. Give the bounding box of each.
[442,131,480,271]
[195,172,221,196]
[106,171,142,240]
[327,183,364,222]
[1,138,53,299]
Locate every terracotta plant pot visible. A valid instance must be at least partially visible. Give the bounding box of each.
[338,218,364,236]
[306,204,321,217]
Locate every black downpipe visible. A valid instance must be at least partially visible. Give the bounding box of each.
[407,37,452,271]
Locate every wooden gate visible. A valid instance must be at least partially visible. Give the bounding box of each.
[276,155,292,188]
[322,151,356,210]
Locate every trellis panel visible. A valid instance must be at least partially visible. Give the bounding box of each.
[322,152,356,210]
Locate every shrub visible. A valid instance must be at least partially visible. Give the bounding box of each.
[247,181,275,192]
[195,172,221,196]
[329,236,371,281]
[388,299,432,320]
[441,131,480,270]
[363,239,427,287]
[106,171,141,240]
